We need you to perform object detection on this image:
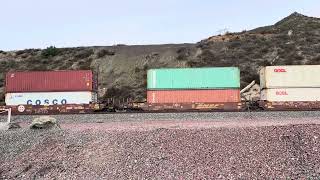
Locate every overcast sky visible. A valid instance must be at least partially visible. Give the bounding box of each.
[1,0,319,50]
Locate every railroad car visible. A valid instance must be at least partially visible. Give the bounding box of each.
[145,67,243,112]
[2,65,320,115]
[3,70,98,115]
[259,65,320,110]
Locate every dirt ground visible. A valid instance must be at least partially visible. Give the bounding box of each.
[60,118,320,131]
[1,115,320,179]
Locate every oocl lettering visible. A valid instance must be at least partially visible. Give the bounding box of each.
[274,68,286,72]
[276,91,288,95]
[27,99,67,105]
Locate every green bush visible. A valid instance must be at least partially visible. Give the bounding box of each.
[229,41,242,48]
[78,58,93,70]
[258,60,272,66]
[0,92,4,105]
[176,47,190,61]
[260,47,269,54]
[41,46,59,58]
[74,49,94,59]
[134,67,141,73]
[0,78,4,87]
[15,50,25,55]
[102,86,134,100]
[311,55,320,63]
[32,65,48,71]
[16,49,40,56]
[1,60,17,70]
[96,49,115,58]
[143,64,149,71]
[315,46,320,53]
[225,31,233,35]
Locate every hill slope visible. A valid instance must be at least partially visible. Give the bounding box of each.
[1,12,320,103]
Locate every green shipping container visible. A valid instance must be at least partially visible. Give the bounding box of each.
[147,67,240,89]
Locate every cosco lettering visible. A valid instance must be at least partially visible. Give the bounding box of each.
[26,99,68,105]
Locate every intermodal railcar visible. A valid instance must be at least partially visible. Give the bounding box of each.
[2,65,320,115]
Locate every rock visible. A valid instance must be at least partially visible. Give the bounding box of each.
[8,122,21,129]
[30,116,60,129]
[0,122,9,131]
[0,122,21,131]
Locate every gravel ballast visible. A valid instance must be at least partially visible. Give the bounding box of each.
[0,112,320,179]
[1,111,320,124]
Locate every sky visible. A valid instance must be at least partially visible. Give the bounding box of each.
[0,0,319,51]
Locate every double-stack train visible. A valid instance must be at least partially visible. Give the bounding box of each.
[2,65,320,115]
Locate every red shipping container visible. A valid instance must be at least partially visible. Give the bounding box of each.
[5,70,93,93]
[147,89,240,104]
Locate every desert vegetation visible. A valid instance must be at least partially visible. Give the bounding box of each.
[1,12,320,103]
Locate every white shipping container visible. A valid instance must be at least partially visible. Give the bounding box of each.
[261,88,320,101]
[260,65,320,89]
[5,92,96,106]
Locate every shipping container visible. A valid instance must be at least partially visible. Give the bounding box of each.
[260,65,320,89]
[147,67,240,89]
[147,89,240,104]
[261,88,320,101]
[5,92,96,106]
[5,70,93,93]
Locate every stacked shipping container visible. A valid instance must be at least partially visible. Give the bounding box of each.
[147,67,241,104]
[260,65,320,102]
[5,70,97,106]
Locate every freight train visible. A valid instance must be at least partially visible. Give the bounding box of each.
[1,65,320,115]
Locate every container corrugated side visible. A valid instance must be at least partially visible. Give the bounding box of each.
[261,88,320,101]
[260,65,320,89]
[5,70,93,93]
[147,89,240,104]
[147,67,240,89]
[5,91,96,105]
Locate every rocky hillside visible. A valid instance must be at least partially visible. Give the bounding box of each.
[195,12,320,86]
[1,12,320,104]
[0,44,197,103]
